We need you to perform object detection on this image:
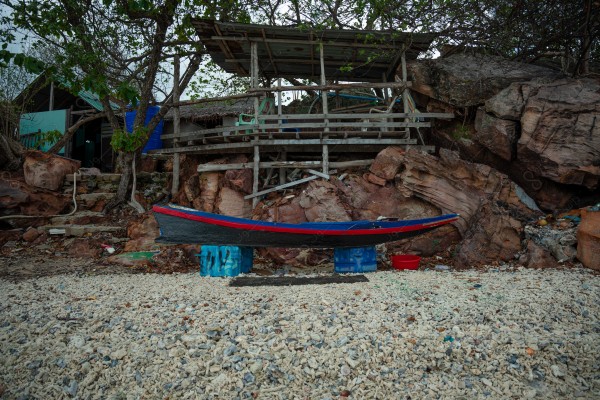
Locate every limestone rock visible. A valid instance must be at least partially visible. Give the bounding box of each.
[577,209,600,270]
[23,150,80,191]
[215,187,251,218]
[224,168,253,194]
[521,240,560,269]
[369,147,405,180]
[516,78,600,189]
[407,53,558,107]
[68,238,102,258]
[298,181,351,222]
[395,148,539,266]
[125,213,160,252]
[22,227,41,242]
[474,108,517,161]
[183,175,200,202]
[365,173,387,186]
[196,172,221,213]
[390,224,462,257]
[0,178,71,218]
[485,82,535,120]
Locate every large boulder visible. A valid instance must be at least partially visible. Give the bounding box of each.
[407,53,559,107]
[393,148,540,266]
[0,178,72,219]
[577,209,600,270]
[193,172,221,212]
[517,78,600,190]
[215,187,251,218]
[124,213,160,252]
[474,108,517,161]
[23,150,80,191]
[298,180,351,222]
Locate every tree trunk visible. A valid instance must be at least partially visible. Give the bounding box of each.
[103,151,133,213]
[0,135,24,171]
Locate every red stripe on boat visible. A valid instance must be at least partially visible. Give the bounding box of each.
[153,205,458,236]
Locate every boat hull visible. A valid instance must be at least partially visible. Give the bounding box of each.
[153,205,458,248]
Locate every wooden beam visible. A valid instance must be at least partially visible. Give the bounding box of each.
[224,58,392,68]
[214,25,247,75]
[196,159,375,172]
[210,35,406,50]
[247,81,412,93]
[307,169,329,179]
[244,175,319,199]
[154,138,418,154]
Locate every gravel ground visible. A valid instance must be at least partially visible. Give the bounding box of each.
[0,268,598,399]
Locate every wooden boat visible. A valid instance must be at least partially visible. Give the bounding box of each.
[152,204,459,248]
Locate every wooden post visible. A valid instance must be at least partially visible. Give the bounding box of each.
[251,42,260,135]
[320,43,329,175]
[253,145,260,208]
[171,55,181,197]
[401,50,410,140]
[279,150,286,185]
[251,42,261,208]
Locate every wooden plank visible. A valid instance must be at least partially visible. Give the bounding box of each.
[196,159,375,172]
[244,169,338,200]
[225,58,392,68]
[244,175,319,199]
[257,112,454,120]
[307,169,329,179]
[160,121,433,141]
[247,81,412,93]
[245,121,431,130]
[153,138,418,154]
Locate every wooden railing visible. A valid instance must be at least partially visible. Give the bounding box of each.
[160,112,453,142]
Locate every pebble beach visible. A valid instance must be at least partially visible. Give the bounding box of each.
[0,268,599,399]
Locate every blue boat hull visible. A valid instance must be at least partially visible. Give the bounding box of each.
[152,204,459,248]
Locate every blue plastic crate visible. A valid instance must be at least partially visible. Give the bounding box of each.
[197,246,253,277]
[334,246,377,273]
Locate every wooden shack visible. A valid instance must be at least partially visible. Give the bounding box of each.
[151,20,453,205]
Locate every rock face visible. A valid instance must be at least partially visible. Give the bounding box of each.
[23,151,80,191]
[215,187,251,218]
[0,178,71,219]
[577,209,600,270]
[474,109,517,161]
[477,78,600,190]
[407,53,559,107]
[392,148,539,266]
[298,181,351,222]
[124,213,160,252]
[517,79,600,190]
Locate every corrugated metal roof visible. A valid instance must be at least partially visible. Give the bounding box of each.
[77,88,120,111]
[192,19,435,82]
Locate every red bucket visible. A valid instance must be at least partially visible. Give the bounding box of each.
[391,255,421,270]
